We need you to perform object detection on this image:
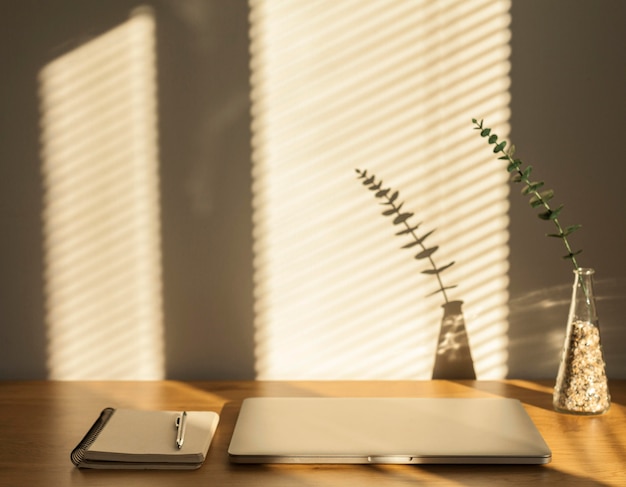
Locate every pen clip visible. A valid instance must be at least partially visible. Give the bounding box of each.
[175,411,187,449]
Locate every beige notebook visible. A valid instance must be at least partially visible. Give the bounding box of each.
[71,408,219,469]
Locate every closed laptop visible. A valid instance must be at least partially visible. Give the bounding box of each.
[228,397,551,465]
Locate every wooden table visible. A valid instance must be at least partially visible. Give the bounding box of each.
[0,380,624,486]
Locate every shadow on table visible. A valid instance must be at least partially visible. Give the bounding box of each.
[372,463,614,486]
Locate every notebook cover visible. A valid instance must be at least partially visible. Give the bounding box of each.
[72,408,219,469]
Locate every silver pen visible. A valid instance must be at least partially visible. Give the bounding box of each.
[175,411,187,449]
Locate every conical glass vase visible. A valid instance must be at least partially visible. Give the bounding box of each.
[553,268,610,415]
[432,300,476,380]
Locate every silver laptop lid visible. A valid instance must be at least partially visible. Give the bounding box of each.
[228,397,551,465]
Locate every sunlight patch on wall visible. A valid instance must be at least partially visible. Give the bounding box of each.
[39,8,164,379]
[249,0,512,379]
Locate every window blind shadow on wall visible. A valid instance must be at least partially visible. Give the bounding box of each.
[38,8,165,380]
[248,0,512,379]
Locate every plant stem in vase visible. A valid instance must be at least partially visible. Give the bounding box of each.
[473,119,610,414]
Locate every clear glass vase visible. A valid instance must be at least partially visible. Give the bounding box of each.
[432,300,476,380]
[553,268,610,415]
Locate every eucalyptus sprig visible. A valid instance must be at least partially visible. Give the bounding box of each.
[472,118,583,270]
[355,169,457,303]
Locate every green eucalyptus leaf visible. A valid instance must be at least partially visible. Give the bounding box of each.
[473,119,585,270]
[529,190,554,207]
[537,210,552,220]
[537,204,564,221]
[494,141,506,153]
[562,249,583,259]
[523,183,545,196]
[540,190,554,201]
[522,165,532,179]
[481,128,491,137]
[507,160,522,172]
[564,224,582,235]
[548,204,564,220]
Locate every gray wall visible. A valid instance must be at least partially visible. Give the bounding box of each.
[507,0,626,378]
[0,0,256,380]
[1,0,625,380]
